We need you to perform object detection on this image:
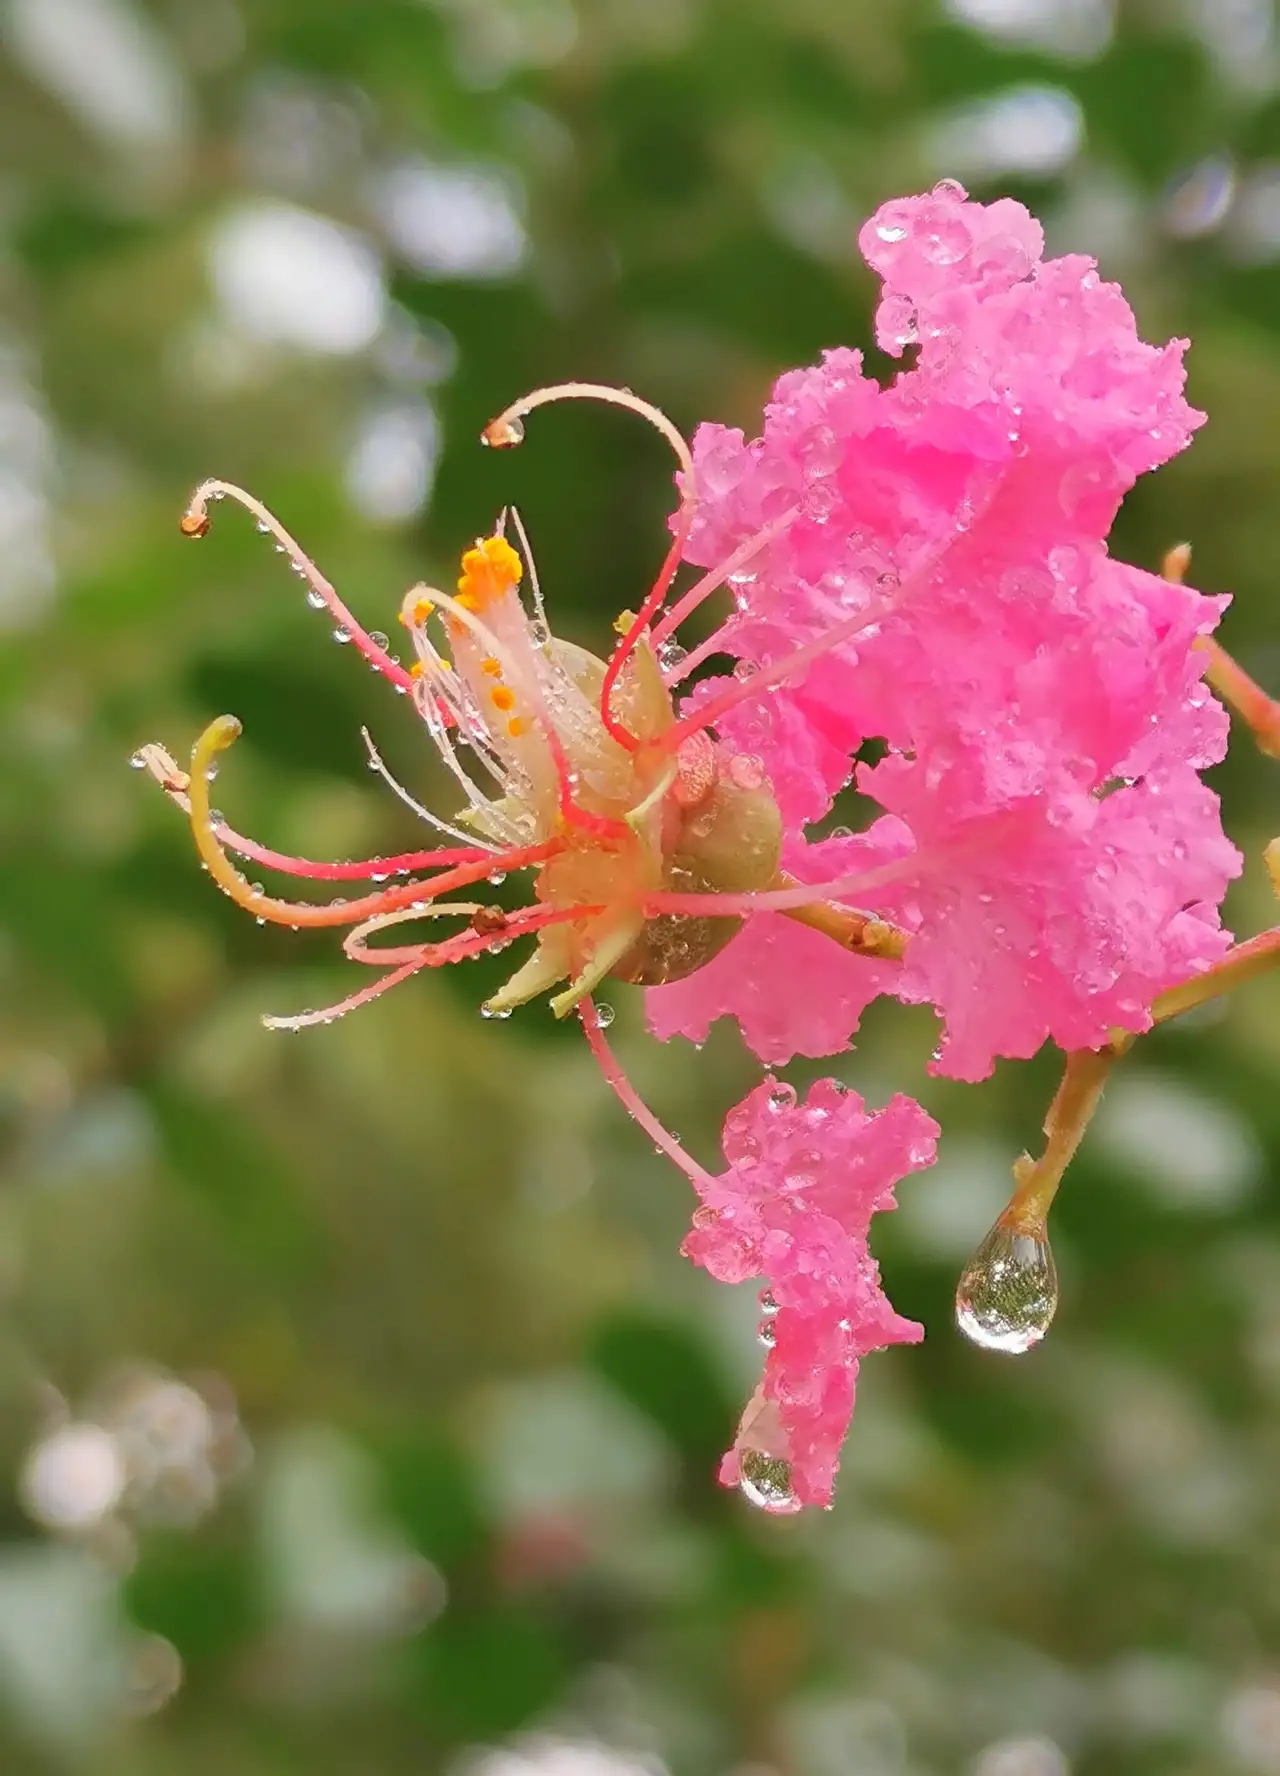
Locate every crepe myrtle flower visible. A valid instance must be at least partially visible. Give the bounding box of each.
[139,183,1280,1513]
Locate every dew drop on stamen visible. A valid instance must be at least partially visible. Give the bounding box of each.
[370,631,390,651]
[305,589,326,610]
[129,751,148,770]
[484,415,525,448]
[738,1449,801,1515]
[657,640,687,673]
[955,1216,1058,1355]
[594,1003,616,1029]
[255,520,270,534]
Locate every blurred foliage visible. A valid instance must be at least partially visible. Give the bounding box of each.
[2,1,1280,1773]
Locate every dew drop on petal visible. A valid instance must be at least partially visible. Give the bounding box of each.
[757,1319,776,1348]
[876,223,908,244]
[758,1288,779,1316]
[955,1217,1058,1355]
[738,1448,801,1515]
[931,176,968,202]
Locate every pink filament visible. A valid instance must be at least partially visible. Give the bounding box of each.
[579,999,718,1191]
[650,508,799,659]
[598,501,695,750]
[186,479,416,694]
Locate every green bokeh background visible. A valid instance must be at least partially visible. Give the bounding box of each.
[3,2,1280,1772]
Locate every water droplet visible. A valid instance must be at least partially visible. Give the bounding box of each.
[657,640,687,673]
[955,1216,1058,1355]
[305,588,326,610]
[207,808,225,827]
[129,750,148,770]
[931,176,968,202]
[333,626,352,645]
[876,223,908,244]
[369,630,390,651]
[488,870,506,887]
[594,1003,616,1029]
[767,1083,796,1113]
[479,1004,512,1020]
[484,415,525,447]
[255,519,270,534]
[757,1319,777,1348]
[827,825,853,840]
[758,1288,779,1316]
[738,1449,801,1515]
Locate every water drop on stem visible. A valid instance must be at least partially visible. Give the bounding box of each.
[955,1212,1058,1355]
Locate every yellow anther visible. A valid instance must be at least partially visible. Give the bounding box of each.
[490,685,516,712]
[409,661,424,678]
[613,608,637,637]
[457,534,522,608]
[404,595,434,627]
[481,656,502,678]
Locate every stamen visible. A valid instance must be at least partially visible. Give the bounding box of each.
[482,382,695,489]
[136,740,493,878]
[181,480,414,694]
[650,509,799,657]
[578,999,718,1192]
[360,727,504,852]
[660,493,996,752]
[423,582,632,844]
[344,900,600,968]
[598,502,694,751]
[185,714,561,928]
[263,958,429,1032]
[641,852,921,920]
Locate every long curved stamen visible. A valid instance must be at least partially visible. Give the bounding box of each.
[263,958,429,1032]
[187,716,561,928]
[579,999,718,1192]
[641,853,922,919]
[650,509,799,659]
[422,584,632,844]
[663,600,895,753]
[359,727,503,852]
[181,481,415,693]
[598,502,695,752]
[135,742,492,878]
[482,382,695,489]
[343,900,600,968]
[663,470,1008,752]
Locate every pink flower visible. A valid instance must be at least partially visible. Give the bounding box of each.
[682,1077,937,1509]
[657,179,1240,1080]
[138,183,1243,1513]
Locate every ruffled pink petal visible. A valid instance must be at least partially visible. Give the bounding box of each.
[683,1077,938,1508]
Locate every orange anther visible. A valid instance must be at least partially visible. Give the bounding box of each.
[457,534,523,607]
[409,660,424,678]
[507,716,529,738]
[490,685,516,712]
[405,595,433,627]
[481,656,502,678]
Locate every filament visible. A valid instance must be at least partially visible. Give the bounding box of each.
[181,480,414,693]
[483,382,695,489]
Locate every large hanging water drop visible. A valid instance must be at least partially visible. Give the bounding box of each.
[738,1448,801,1515]
[955,1215,1058,1354]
